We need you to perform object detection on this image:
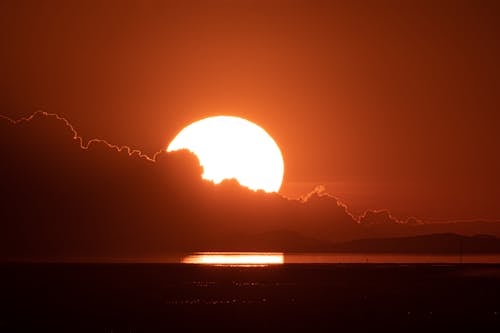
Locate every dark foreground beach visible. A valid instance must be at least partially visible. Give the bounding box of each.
[1,263,499,332]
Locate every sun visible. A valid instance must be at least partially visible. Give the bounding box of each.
[167,116,284,193]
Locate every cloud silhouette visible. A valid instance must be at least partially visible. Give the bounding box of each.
[1,112,500,259]
[359,210,399,225]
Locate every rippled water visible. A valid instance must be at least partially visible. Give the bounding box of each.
[2,261,500,331]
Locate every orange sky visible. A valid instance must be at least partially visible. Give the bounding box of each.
[1,0,499,219]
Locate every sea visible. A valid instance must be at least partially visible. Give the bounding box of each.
[1,253,500,332]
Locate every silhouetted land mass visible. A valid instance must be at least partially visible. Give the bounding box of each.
[1,112,500,259]
[1,263,499,332]
[330,233,500,254]
[209,231,500,253]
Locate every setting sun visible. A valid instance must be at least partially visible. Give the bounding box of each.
[167,116,284,192]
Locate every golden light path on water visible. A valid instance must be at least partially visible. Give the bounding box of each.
[182,252,284,266]
[181,252,500,264]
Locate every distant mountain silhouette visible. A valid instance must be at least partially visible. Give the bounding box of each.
[198,231,500,254]
[327,233,500,254]
[200,230,335,252]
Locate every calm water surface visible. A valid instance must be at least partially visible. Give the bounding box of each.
[181,252,500,265]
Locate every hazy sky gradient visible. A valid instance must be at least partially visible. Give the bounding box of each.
[1,0,499,219]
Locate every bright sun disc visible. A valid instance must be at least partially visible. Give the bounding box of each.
[167,116,284,192]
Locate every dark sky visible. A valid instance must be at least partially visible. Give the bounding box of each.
[1,0,499,219]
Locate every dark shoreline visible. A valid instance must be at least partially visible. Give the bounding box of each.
[1,263,499,332]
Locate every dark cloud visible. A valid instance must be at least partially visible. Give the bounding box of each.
[359,210,399,225]
[1,112,499,259]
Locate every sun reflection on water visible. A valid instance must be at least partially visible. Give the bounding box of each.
[182,252,284,266]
